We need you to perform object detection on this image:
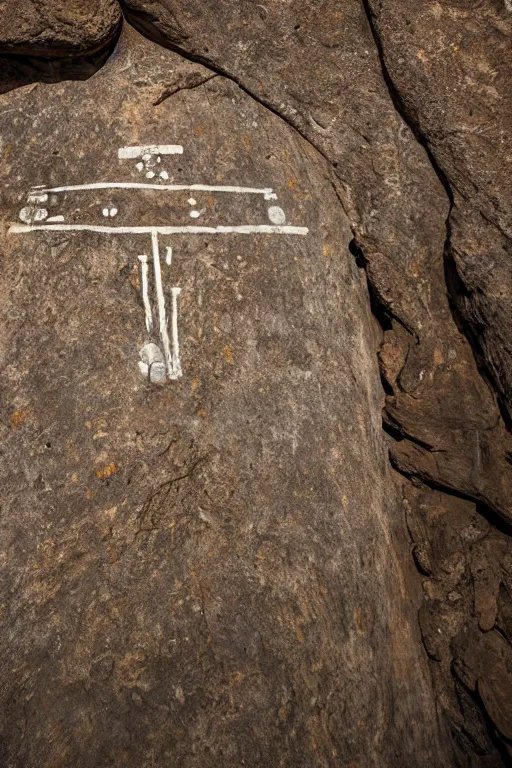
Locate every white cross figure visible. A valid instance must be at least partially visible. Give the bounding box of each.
[9,144,309,383]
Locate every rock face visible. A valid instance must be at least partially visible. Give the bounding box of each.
[0,0,123,96]
[367,0,512,423]
[402,481,512,764]
[0,24,446,768]
[0,1,511,765]
[114,5,512,759]
[0,0,122,57]
[119,0,512,527]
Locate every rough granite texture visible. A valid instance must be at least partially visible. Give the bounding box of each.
[0,0,511,765]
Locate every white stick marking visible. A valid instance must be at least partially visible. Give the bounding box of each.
[46,215,65,222]
[166,246,173,266]
[37,182,277,197]
[151,230,173,379]
[138,255,153,332]
[10,224,309,236]
[170,287,182,380]
[118,145,184,159]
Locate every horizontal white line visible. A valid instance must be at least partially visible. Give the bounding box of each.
[37,182,277,197]
[118,145,183,159]
[9,224,309,236]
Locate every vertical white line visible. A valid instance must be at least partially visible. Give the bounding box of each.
[166,246,173,266]
[151,229,173,378]
[170,287,183,380]
[138,255,153,333]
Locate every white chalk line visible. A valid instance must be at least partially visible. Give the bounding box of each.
[10,224,309,236]
[34,182,277,197]
[137,255,153,333]
[151,230,174,379]
[118,145,183,159]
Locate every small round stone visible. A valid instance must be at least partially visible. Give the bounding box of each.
[268,206,286,225]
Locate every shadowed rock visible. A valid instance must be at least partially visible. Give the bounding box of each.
[0,0,123,94]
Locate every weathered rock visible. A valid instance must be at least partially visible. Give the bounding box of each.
[366,0,512,424]
[0,0,122,57]
[403,481,512,763]
[0,25,448,767]
[119,0,512,525]
[0,0,123,96]
[1,1,511,764]
[120,0,450,340]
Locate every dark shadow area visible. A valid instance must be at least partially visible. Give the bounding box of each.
[0,22,122,96]
[120,3,190,50]
[444,235,512,432]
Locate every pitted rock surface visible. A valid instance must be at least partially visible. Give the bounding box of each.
[0,2,511,766]
[0,0,122,57]
[119,0,512,526]
[367,0,512,421]
[0,25,446,768]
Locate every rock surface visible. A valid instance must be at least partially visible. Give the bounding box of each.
[0,25,447,767]
[403,481,512,764]
[0,0,122,57]
[367,0,512,423]
[115,8,512,760]
[0,0,123,96]
[119,0,512,526]
[0,0,511,765]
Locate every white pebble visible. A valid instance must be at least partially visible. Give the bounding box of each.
[268,205,286,225]
[27,192,48,204]
[160,171,169,180]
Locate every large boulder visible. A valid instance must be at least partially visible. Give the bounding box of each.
[0,25,447,767]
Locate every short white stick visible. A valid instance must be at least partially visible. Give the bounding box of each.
[170,287,183,380]
[151,230,173,379]
[118,145,184,159]
[138,254,153,333]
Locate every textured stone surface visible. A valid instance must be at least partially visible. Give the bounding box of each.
[115,1,512,763]
[119,0,512,525]
[0,0,123,97]
[367,0,512,423]
[404,481,512,764]
[0,0,122,57]
[0,1,511,764]
[0,25,447,767]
